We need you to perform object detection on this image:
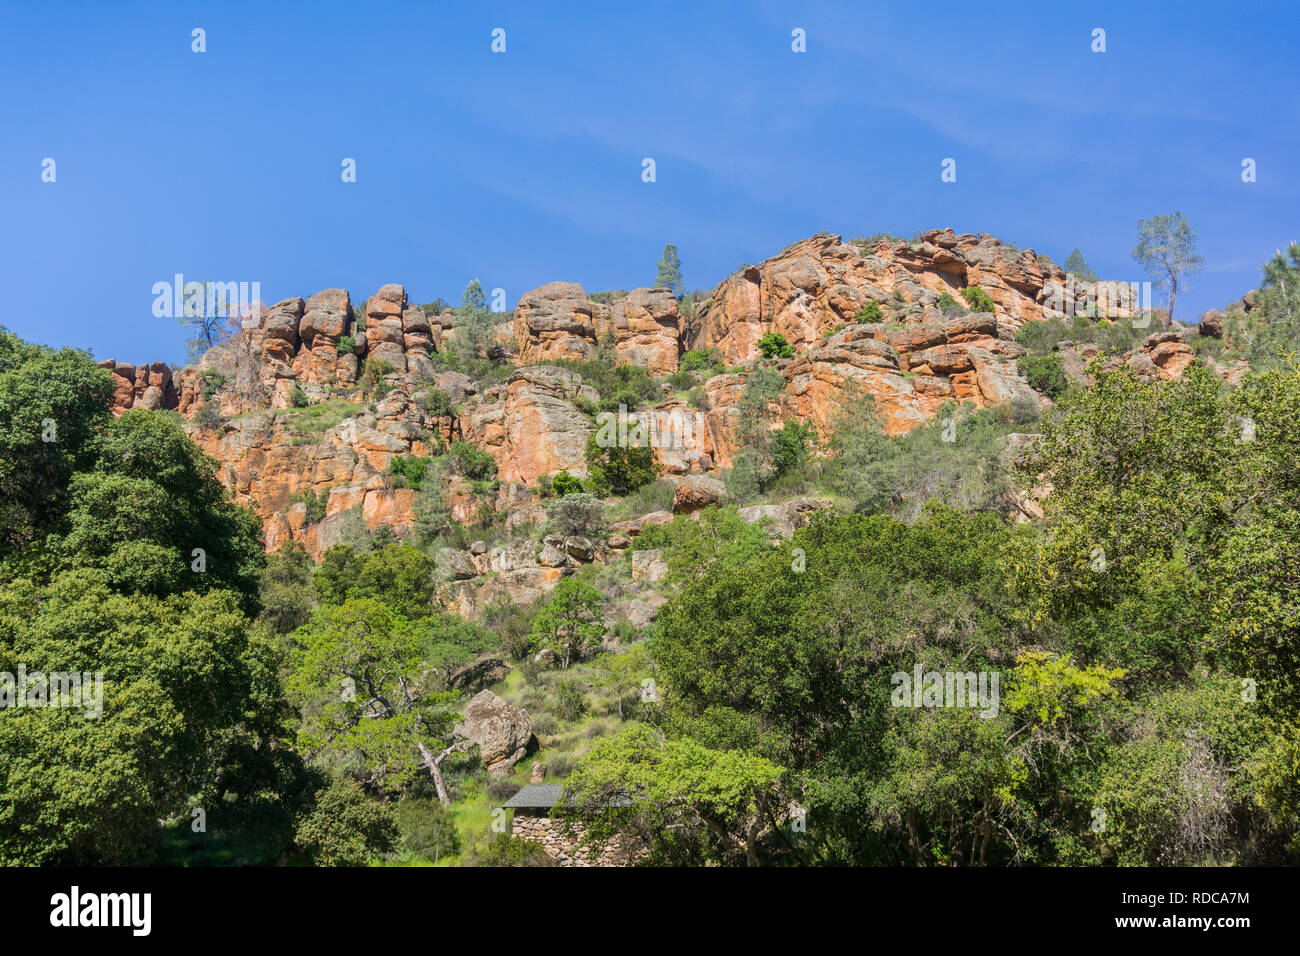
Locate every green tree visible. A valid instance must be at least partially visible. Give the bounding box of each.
[584,430,658,497]
[561,723,784,866]
[1132,212,1203,325]
[528,578,607,668]
[546,492,605,537]
[288,598,461,803]
[293,775,397,866]
[0,571,259,863]
[656,244,684,296]
[0,328,114,561]
[395,796,459,862]
[1063,248,1098,282]
[961,285,996,313]
[451,279,498,362]
[1018,354,1068,400]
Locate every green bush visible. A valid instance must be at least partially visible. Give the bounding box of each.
[681,348,723,374]
[962,285,996,313]
[359,358,394,394]
[336,335,355,356]
[290,385,310,408]
[449,441,496,481]
[546,492,605,538]
[937,291,962,312]
[550,356,659,414]
[465,833,553,867]
[551,471,584,496]
[417,389,454,418]
[555,679,588,721]
[395,798,459,863]
[757,332,795,360]
[584,431,658,497]
[288,487,329,523]
[667,368,695,391]
[1019,354,1069,400]
[388,455,432,490]
[200,371,228,400]
[852,301,884,323]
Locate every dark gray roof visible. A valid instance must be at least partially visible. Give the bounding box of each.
[500,783,636,810]
[502,784,563,809]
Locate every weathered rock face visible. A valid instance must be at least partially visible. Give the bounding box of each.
[294,289,354,385]
[513,282,598,365]
[100,360,179,415]
[455,690,533,773]
[463,366,598,484]
[610,289,680,374]
[672,474,727,514]
[175,284,440,417]
[1125,329,1197,381]
[631,548,668,583]
[737,496,834,538]
[189,383,445,556]
[782,315,1042,436]
[690,230,1135,366]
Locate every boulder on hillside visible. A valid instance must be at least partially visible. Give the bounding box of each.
[455,690,533,773]
[673,474,726,514]
[448,658,512,693]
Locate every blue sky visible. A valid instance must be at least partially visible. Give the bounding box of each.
[2,0,1297,365]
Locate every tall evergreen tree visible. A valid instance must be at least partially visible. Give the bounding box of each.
[656,244,684,296]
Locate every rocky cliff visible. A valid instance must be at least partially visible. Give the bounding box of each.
[101,229,1228,574]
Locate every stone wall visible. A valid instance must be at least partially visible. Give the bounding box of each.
[510,812,644,867]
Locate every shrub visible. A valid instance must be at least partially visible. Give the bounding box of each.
[667,368,695,391]
[388,455,432,490]
[449,440,496,481]
[681,348,722,374]
[757,332,795,360]
[288,487,329,523]
[555,679,588,721]
[199,371,228,400]
[937,291,962,312]
[546,492,605,538]
[551,471,584,496]
[584,431,658,497]
[193,401,221,430]
[359,358,394,394]
[395,798,459,862]
[852,300,884,323]
[465,833,553,867]
[293,777,397,867]
[484,776,522,803]
[289,385,310,408]
[550,356,659,414]
[962,285,996,313]
[417,389,454,418]
[1019,354,1068,400]
[336,335,355,356]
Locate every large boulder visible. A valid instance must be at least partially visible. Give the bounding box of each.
[462,366,598,484]
[455,690,534,773]
[611,288,681,374]
[673,474,726,514]
[513,282,598,364]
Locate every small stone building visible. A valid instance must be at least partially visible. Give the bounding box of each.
[502,784,643,867]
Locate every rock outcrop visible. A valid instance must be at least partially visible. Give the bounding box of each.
[100,360,179,415]
[455,690,534,772]
[609,288,680,374]
[463,366,599,484]
[690,230,1141,366]
[513,282,599,365]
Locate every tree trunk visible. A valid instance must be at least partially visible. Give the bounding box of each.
[1166,275,1177,327]
[419,741,459,807]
